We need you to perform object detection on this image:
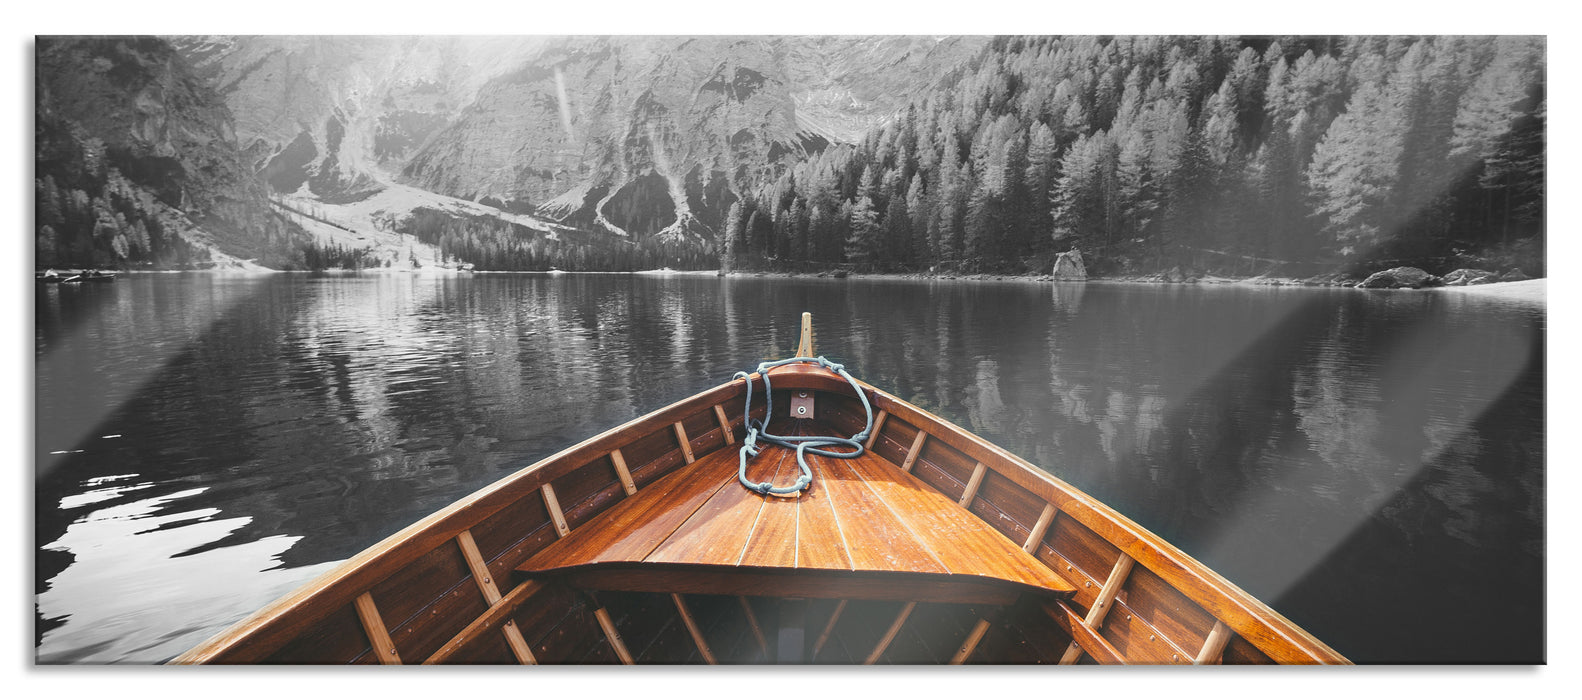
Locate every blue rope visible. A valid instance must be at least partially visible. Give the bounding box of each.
[732,356,875,497]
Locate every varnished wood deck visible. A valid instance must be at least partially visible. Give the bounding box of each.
[517,419,1077,605]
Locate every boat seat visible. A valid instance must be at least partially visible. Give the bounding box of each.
[515,420,1076,605]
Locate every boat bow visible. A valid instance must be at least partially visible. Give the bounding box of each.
[515,363,1078,605]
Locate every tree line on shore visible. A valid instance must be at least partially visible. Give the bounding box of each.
[721,35,1545,278]
[399,208,717,271]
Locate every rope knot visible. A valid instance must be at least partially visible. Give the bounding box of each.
[732,353,876,498]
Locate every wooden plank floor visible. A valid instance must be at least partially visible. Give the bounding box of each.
[518,418,1075,604]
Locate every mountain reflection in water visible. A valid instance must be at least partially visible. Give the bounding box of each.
[34,273,1543,663]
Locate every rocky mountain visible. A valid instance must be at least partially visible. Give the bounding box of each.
[172,36,987,253]
[171,36,549,202]
[403,36,986,243]
[35,36,308,268]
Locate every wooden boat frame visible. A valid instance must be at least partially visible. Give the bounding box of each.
[173,314,1346,665]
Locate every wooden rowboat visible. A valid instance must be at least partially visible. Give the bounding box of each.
[60,270,116,284]
[173,313,1347,665]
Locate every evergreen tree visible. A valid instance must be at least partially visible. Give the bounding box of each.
[906,172,931,262]
[1202,79,1241,167]
[882,168,913,267]
[745,208,764,260]
[1051,132,1104,250]
[1114,126,1156,244]
[1023,123,1059,253]
[1305,51,1412,255]
[721,199,745,268]
[788,197,810,262]
[1450,36,1543,167]
[845,166,883,267]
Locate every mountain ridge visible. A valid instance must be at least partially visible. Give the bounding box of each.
[174,36,987,252]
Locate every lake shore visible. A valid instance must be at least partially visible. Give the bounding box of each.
[58,266,1547,307]
[720,268,1547,291]
[1432,278,1545,305]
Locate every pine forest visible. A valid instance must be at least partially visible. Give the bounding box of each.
[723,35,1545,278]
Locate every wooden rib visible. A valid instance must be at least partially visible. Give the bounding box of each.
[1046,600,1126,665]
[863,409,889,450]
[1195,621,1234,665]
[673,422,696,464]
[1061,553,1137,664]
[811,599,847,659]
[796,311,814,357]
[949,618,993,664]
[864,601,917,665]
[424,580,544,664]
[671,594,717,664]
[713,404,736,445]
[1087,554,1136,625]
[541,484,570,538]
[958,462,987,507]
[739,596,769,657]
[1022,503,1058,553]
[353,592,401,665]
[609,449,637,496]
[593,606,635,665]
[456,531,500,600]
[453,531,536,664]
[899,431,927,472]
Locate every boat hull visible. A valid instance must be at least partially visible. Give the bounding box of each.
[173,362,1346,665]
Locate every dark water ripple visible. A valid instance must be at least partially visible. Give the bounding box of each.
[34,273,1543,663]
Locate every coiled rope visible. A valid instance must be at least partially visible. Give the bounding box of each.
[732,356,875,497]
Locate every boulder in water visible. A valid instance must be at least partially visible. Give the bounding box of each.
[1052,248,1087,281]
[1501,268,1530,281]
[1442,268,1496,286]
[1357,266,1441,289]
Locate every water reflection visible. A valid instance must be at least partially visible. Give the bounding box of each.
[34,274,1543,663]
[37,481,338,663]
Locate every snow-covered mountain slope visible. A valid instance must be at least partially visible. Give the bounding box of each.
[269,178,584,269]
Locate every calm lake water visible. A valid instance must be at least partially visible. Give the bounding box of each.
[34,272,1544,664]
